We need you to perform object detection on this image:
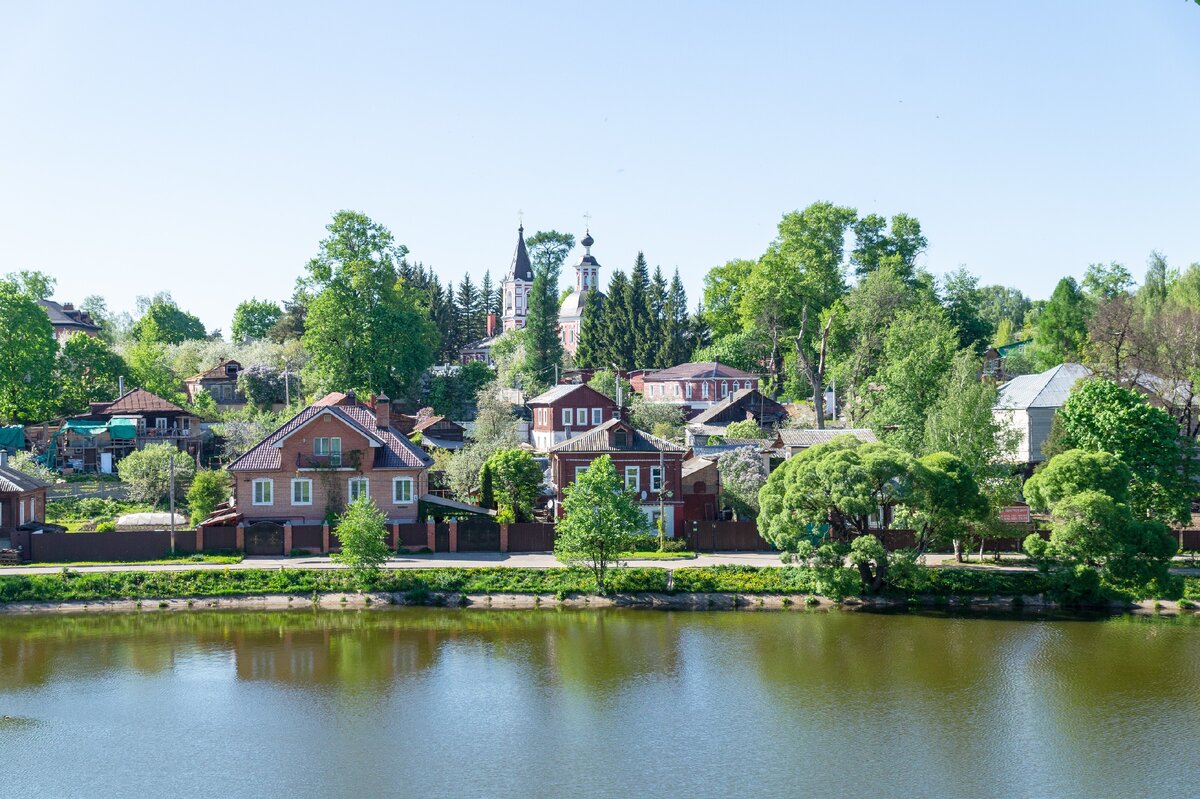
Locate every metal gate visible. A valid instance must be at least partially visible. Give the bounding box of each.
[434,522,451,552]
[244,521,285,556]
[457,519,501,552]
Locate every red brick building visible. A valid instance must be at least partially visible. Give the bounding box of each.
[227,391,432,526]
[528,383,618,451]
[0,450,49,534]
[548,418,686,535]
[638,362,761,411]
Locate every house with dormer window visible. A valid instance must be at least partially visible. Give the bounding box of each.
[548,417,686,535]
[226,390,433,525]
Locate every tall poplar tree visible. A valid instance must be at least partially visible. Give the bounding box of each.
[523,230,574,387]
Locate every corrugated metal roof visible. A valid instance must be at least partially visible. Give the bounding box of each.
[643,362,758,382]
[777,428,878,448]
[528,384,588,404]
[996,363,1092,410]
[0,463,50,493]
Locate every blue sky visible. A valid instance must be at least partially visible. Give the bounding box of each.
[2,1,1198,333]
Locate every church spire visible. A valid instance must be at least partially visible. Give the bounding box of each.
[507,224,533,282]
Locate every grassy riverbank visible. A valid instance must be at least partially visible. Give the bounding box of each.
[1,565,1197,607]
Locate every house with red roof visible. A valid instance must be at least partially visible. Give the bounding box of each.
[226,390,433,526]
[638,362,761,411]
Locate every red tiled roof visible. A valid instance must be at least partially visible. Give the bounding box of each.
[228,396,433,472]
[643,362,758,381]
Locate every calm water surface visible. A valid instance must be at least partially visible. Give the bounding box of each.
[1,607,1197,799]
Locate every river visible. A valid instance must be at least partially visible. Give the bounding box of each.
[1,607,1196,799]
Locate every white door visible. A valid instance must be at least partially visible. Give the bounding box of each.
[100,452,113,474]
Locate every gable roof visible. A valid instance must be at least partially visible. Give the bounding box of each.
[507,225,534,282]
[86,388,187,417]
[187,359,241,382]
[689,388,786,425]
[778,428,878,449]
[413,415,463,433]
[643,362,758,382]
[0,462,49,493]
[528,383,614,406]
[549,418,686,454]
[229,393,433,472]
[997,363,1092,410]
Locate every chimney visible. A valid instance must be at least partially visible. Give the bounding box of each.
[62,303,74,311]
[374,393,391,429]
[486,313,497,337]
[345,389,357,405]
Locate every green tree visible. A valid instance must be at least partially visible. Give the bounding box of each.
[132,296,207,344]
[586,368,631,404]
[125,339,185,404]
[1136,250,1175,315]
[554,454,648,593]
[941,268,993,352]
[724,419,766,439]
[1082,262,1134,302]
[479,462,495,510]
[0,281,57,423]
[573,288,607,368]
[331,494,391,586]
[230,299,283,342]
[1166,262,1200,310]
[523,231,574,386]
[1023,449,1132,512]
[267,293,308,342]
[117,443,196,506]
[717,446,767,519]
[186,469,230,526]
[904,452,990,560]
[1034,277,1089,369]
[976,285,1031,342]
[1053,379,1193,524]
[54,332,127,416]
[627,254,656,367]
[702,259,755,340]
[482,448,543,522]
[656,269,692,368]
[628,395,684,439]
[602,270,635,368]
[4,270,57,299]
[850,213,927,281]
[758,435,916,547]
[301,211,438,398]
[9,450,56,484]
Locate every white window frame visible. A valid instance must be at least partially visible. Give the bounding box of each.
[562,408,572,426]
[348,477,369,502]
[650,466,664,493]
[732,381,740,392]
[685,383,693,399]
[315,436,343,466]
[624,465,640,493]
[591,407,602,425]
[702,382,710,399]
[576,407,587,426]
[574,466,589,484]
[155,417,168,432]
[673,383,680,397]
[721,381,728,397]
[393,477,414,505]
[19,498,25,525]
[252,478,273,506]
[291,478,312,506]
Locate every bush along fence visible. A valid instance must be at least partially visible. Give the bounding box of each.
[1,565,1197,608]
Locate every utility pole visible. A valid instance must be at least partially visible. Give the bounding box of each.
[168,452,176,556]
[283,366,290,406]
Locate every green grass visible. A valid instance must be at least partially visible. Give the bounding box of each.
[621,551,697,561]
[0,554,243,569]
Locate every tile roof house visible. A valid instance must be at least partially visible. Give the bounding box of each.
[227,390,433,526]
[51,388,202,472]
[548,417,687,536]
[528,383,618,451]
[994,363,1091,464]
[38,299,100,344]
[639,362,761,410]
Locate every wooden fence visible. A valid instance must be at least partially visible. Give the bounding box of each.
[507,523,555,552]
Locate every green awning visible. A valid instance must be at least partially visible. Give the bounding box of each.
[108,420,137,440]
[0,425,23,450]
[62,419,138,440]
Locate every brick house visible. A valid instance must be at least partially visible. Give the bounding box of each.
[184,359,244,406]
[680,455,720,523]
[639,362,761,411]
[0,450,49,536]
[227,391,432,526]
[548,417,686,535]
[528,383,618,451]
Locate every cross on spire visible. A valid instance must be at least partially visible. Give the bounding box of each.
[582,211,592,234]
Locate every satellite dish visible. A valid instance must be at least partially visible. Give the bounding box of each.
[547,499,555,510]
[640,490,648,500]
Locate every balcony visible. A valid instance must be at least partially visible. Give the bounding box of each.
[135,428,196,442]
[296,450,363,470]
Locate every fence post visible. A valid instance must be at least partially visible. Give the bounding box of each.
[235,523,245,552]
[426,517,435,551]
[196,525,205,552]
[500,523,509,553]
[283,523,293,556]
[449,518,458,553]
[322,523,330,554]
[390,523,399,550]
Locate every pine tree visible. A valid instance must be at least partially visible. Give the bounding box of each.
[604,270,634,368]
[480,270,499,318]
[457,275,481,343]
[575,289,607,368]
[648,266,668,360]
[656,269,691,367]
[628,253,655,368]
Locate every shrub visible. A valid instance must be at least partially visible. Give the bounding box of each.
[94,520,117,532]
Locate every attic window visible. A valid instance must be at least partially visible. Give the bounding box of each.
[614,429,628,448]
